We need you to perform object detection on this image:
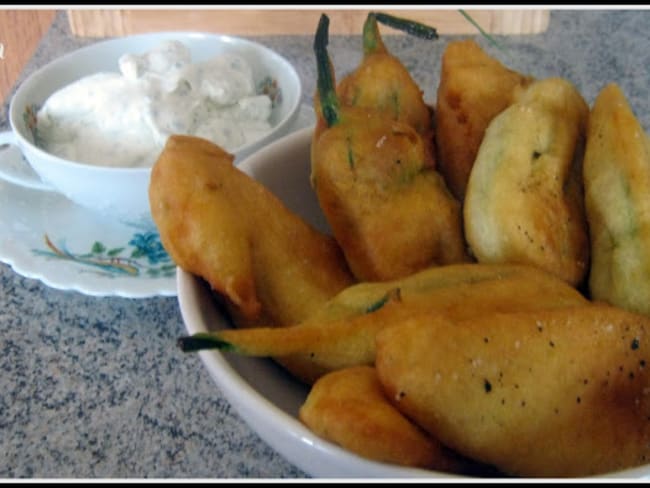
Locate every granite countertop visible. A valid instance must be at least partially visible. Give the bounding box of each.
[1,9,649,479]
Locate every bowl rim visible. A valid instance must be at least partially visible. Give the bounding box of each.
[8,30,302,174]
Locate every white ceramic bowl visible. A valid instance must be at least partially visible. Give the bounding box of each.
[177,126,650,479]
[0,31,302,225]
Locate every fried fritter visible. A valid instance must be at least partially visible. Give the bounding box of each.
[149,134,354,328]
[463,77,590,287]
[311,14,468,282]
[435,39,533,200]
[299,365,465,472]
[178,263,587,383]
[375,303,650,477]
[583,83,650,316]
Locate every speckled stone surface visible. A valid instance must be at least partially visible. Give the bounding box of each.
[1,9,649,479]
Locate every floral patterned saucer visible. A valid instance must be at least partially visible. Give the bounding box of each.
[0,104,315,298]
[0,176,178,298]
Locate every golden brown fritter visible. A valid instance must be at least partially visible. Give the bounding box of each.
[583,83,650,316]
[435,39,534,200]
[299,366,465,472]
[179,263,587,384]
[376,303,650,477]
[149,134,355,328]
[463,77,590,287]
[312,107,468,281]
[311,14,468,282]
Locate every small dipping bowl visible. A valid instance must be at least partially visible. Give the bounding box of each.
[0,31,302,226]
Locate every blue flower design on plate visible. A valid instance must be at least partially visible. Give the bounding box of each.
[33,231,176,279]
[129,231,170,265]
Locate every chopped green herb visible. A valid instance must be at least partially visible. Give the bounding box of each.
[347,137,355,170]
[365,288,401,313]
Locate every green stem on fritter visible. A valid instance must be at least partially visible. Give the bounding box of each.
[365,288,402,313]
[458,9,506,53]
[177,332,236,353]
[373,11,439,41]
[314,13,340,128]
[361,12,385,56]
[363,12,438,56]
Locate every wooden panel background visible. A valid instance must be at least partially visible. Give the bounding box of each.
[0,10,56,104]
[0,9,550,105]
[66,9,550,37]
